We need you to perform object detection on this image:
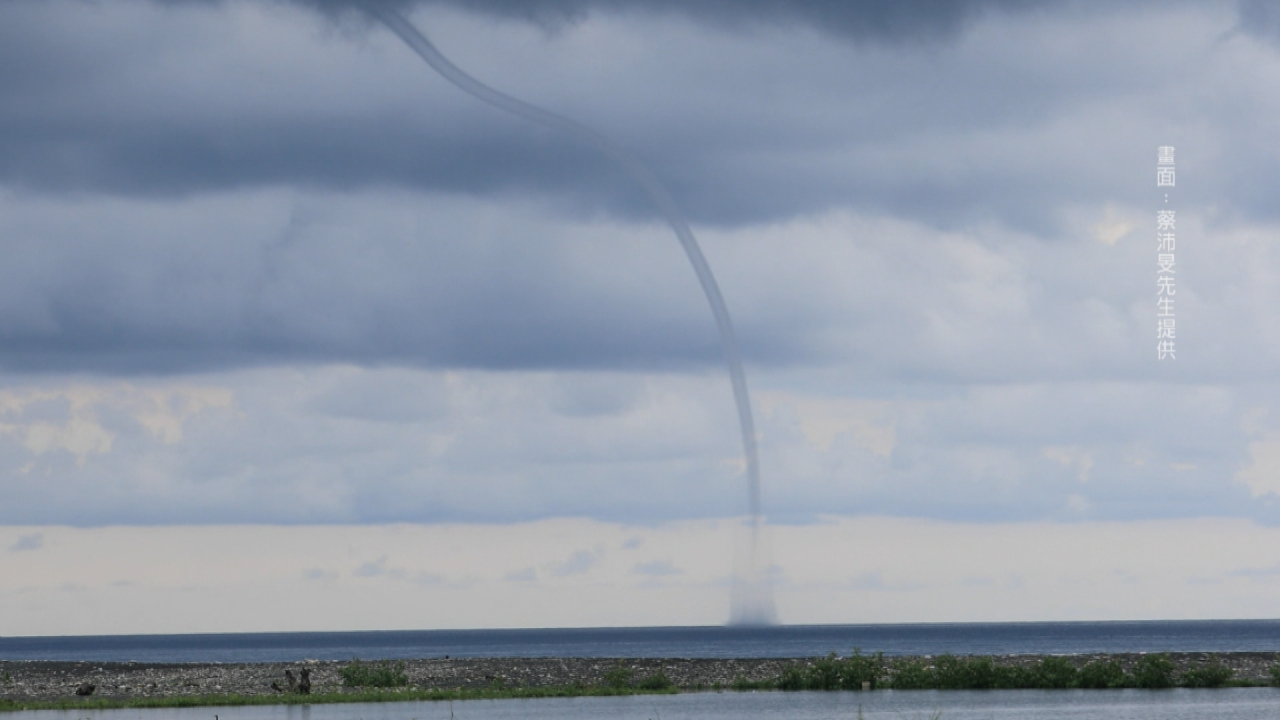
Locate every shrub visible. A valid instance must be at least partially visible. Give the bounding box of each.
[1077,659,1128,689]
[993,664,1039,689]
[780,653,1250,691]
[1270,663,1280,687]
[888,660,935,690]
[776,666,806,691]
[807,654,845,690]
[637,671,673,690]
[888,655,1043,690]
[1028,657,1079,689]
[1181,659,1233,688]
[934,655,999,690]
[840,650,887,690]
[602,666,633,689]
[1132,653,1176,689]
[339,659,409,688]
[776,651,887,691]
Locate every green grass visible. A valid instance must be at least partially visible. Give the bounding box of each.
[731,676,774,691]
[597,665,675,691]
[339,659,409,688]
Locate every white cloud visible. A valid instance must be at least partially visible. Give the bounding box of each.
[548,548,602,577]
[0,367,1274,525]
[0,384,233,471]
[1089,204,1138,246]
[1236,432,1280,496]
[759,392,895,456]
[132,387,234,444]
[0,387,115,466]
[5,516,1280,636]
[354,555,404,579]
[8,532,42,552]
[632,560,682,577]
[504,567,538,583]
[1043,446,1094,483]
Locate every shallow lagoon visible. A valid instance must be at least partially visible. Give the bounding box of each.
[10,689,1280,720]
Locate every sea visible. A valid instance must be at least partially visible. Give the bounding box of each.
[6,621,1280,719]
[2,619,1280,663]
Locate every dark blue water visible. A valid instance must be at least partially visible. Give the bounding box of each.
[3,620,1280,663]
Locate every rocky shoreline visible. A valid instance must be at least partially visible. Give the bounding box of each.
[2,653,1278,703]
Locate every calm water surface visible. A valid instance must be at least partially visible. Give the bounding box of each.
[8,690,1280,720]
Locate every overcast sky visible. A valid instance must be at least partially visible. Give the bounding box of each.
[5,0,1280,633]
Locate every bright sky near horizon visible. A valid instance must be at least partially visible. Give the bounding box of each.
[5,0,1280,635]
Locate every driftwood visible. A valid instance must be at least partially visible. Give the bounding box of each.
[271,668,310,694]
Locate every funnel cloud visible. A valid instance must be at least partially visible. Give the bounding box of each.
[359,0,775,624]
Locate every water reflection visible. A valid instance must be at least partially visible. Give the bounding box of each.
[9,689,1280,720]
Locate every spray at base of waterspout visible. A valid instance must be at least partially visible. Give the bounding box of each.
[729,514,777,626]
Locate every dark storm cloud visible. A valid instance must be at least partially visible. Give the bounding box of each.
[1,117,621,203]
[2,0,1264,239]
[1237,0,1280,40]
[0,0,1271,378]
[0,189,825,375]
[0,0,1164,229]
[301,0,1050,40]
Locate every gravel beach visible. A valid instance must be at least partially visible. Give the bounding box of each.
[3,653,1278,703]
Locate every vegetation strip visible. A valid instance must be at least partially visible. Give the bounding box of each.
[4,652,1279,712]
[762,651,1270,691]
